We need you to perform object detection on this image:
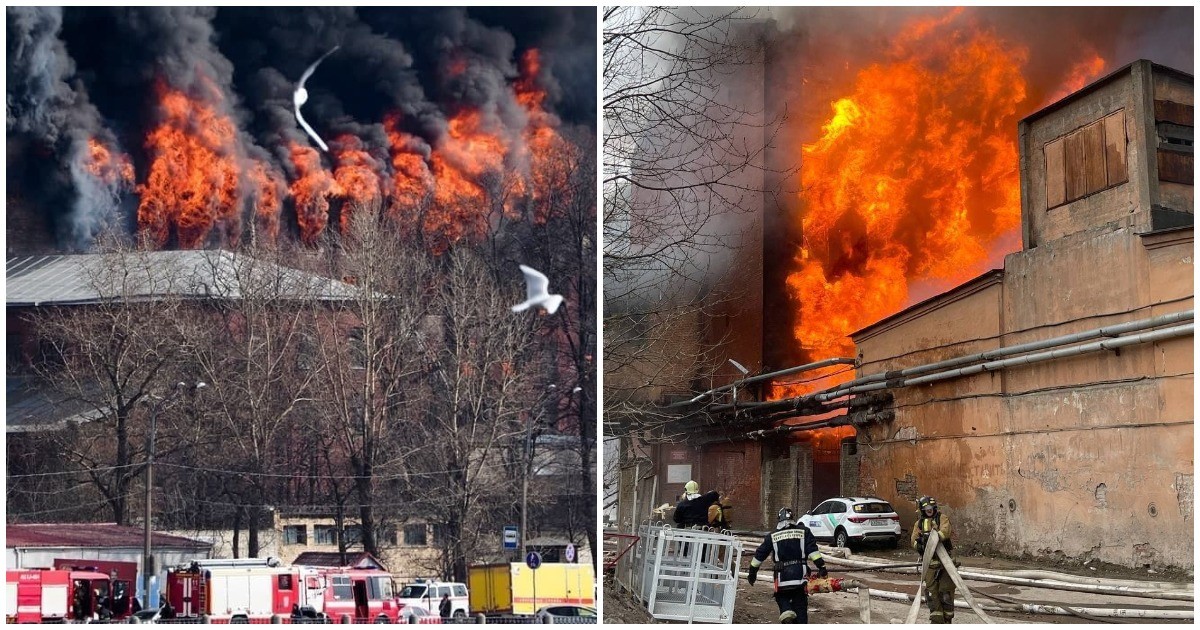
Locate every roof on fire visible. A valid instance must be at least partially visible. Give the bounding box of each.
[6,249,359,307]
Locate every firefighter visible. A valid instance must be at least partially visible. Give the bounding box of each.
[912,496,956,623]
[707,493,733,529]
[673,480,721,528]
[747,507,827,624]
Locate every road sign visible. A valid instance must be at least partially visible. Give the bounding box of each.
[525,551,542,570]
[565,543,576,563]
[503,526,519,550]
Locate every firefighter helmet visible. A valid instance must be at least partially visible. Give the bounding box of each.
[918,496,938,514]
[777,507,794,524]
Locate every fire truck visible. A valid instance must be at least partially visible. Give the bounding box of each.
[164,558,312,622]
[303,566,402,623]
[6,568,117,623]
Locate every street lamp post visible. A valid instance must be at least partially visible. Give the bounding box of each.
[143,381,204,608]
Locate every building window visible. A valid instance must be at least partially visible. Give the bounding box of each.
[382,527,398,546]
[314,525,337,545]
[283,525,307,545]
[432,524,452,545]
[343,525,362,545]
[1044,109,1128,208]
[404,524,428,546]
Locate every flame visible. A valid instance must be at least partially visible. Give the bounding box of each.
[83,138,134,189]
[137,79,241,249]
[288,142,335,245]
[384,113,434,236]
[249,160,284,244]
[514,48,571,223]
[514,49,546,112]
[1048,51,1107,104]
[788,12,1028,359]
[331,135,385,231]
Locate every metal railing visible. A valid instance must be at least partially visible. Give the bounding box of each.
[620,521,743,624]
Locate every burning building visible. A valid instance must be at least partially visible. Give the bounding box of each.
[608,7,1192,571]
[6,7,596,254]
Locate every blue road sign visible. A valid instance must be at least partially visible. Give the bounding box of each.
[565,543,576,563]
[503,526,519,550]
[525,551,542,570]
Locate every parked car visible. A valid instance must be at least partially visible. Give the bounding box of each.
[535,605,597,622]
[396,579,468,619]
[800,497,901,549]
[398,604,442,624]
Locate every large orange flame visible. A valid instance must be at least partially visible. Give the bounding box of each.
[514,48,572,223]
[249,160,284,244]
[288,142,335,245]
[137,79,241,249]
[331,135,385,232]
[383,113,434,237]
[787,14,1030,361]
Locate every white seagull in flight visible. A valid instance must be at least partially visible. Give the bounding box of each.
[512,265,564,315]
[293,46,339,152]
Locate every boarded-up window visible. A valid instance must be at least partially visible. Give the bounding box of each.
[1044,109,1128,208]
[1155,100,1194,185]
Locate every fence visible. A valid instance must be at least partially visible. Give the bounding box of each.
[618,521,743,624]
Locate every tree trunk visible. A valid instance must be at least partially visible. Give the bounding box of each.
[248,507,260,558]
[232,507,243,559]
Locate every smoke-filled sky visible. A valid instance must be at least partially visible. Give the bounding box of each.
[7,6,596,251]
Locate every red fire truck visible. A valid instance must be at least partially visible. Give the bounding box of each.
[164,558,310,622]
[6,568,116,623]
[304,566,402,623]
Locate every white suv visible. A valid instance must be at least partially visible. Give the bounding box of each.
[396,580,469,619]
[800,497,901,549]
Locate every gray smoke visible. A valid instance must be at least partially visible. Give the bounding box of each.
[7,6,129,247]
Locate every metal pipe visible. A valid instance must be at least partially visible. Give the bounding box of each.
[901,323,1195,388]
[824,555,1192,601]
[727,310,1194,411]
[811,321,1194,403]
[856,308,1192,386]
[857,587,1194,620]
[667,358,856,407]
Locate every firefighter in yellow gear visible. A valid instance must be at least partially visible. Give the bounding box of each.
[911,496,955,623]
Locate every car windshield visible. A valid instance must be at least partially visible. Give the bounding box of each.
[853,502,894,514]
[398,585,428,599]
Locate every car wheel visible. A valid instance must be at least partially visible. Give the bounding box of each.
[453,610,467,619]
[834,528,851,549]
[376,614,389,623]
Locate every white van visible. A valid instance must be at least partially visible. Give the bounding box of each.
[395,579,469,619]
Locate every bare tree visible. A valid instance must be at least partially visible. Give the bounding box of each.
[176,244,330,556]
[399,247,542,581]
[603,7,791,438]
[311,202,438,558]
[25,242,193,525]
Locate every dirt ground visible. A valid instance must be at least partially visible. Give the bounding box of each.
[602,542,1194,624]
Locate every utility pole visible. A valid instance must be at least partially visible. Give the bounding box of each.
[521,413,534,556]
[143,381,204,608]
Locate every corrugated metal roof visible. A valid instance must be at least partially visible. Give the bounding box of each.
[7,250,359,307]
[6,523,213,550]
[6,377,107,433]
